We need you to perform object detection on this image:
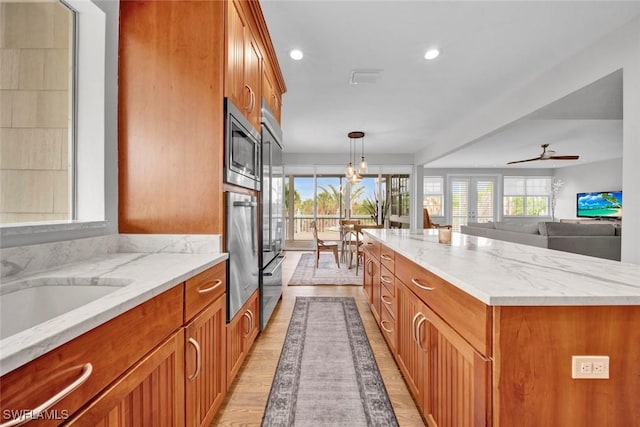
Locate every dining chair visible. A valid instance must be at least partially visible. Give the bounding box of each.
[339,219,360,263]
[350,224,384,274]
[423,208,452,229]
[310,221,340,269]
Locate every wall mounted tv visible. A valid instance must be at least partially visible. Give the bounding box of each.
[576,191,622,218]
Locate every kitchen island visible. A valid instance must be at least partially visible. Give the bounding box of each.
[362,228,640,427]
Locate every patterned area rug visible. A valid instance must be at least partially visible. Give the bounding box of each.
[261,297,398,427]
[287,253,363,286]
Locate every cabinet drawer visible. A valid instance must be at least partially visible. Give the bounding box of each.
[380,264,395,296]
[380,304,396,352]
[380,281,396,319]
[362,237,380,260]
[0,286,183,426]
[395,253,491,356]
[185,262,226,322]
[379,245,395,273]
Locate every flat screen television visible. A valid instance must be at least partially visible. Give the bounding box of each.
[576,191,622,218]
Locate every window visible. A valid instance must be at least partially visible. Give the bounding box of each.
[503,176,551,217]
[424,176,444,216]
[1,0,108,237]
[1,1,75,224]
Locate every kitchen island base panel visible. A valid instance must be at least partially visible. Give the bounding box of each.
[494,305,640,426]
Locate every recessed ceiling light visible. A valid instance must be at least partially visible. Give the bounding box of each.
[424,48,440,60]
[289,49,303,61]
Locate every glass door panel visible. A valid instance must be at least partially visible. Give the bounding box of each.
[316,176,345,242]
[450,176,496,231]
[350,176,378,225]
[451,178,470,231]
[285,176,314,244]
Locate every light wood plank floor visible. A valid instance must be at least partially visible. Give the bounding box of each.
[210,251,425,426]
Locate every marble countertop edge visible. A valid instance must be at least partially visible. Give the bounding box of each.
[0,251,228,376]
[364,229,640,306]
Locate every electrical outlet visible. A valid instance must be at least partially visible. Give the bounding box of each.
[572,356,609,379]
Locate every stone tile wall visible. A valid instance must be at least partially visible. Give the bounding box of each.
[0,1,72,224]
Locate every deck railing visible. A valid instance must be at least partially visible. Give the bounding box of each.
[286,214,376,241]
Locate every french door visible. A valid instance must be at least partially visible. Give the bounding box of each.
[450,176,497,231]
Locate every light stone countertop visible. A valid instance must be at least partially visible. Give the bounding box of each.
[0,234,227,376]
[364,228,640,306]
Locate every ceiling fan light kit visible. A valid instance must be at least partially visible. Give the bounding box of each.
[507,143,580,165]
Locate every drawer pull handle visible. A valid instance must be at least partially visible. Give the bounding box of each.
[380,275,393,285]
[0,363,93,427]
[366,242,374,246]
[411,278,434,291]
[380,320,393,334]
[366,259,373,275]
[381,254,393,261]
[188,338,202,381]
[416,315,428,352]
[198,279,223,294]
[381,295,393,305]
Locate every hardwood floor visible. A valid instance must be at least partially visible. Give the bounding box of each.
[210,251,425,426]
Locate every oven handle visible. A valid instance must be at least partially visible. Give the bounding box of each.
[263,255,286,276]
[233,201,257,207]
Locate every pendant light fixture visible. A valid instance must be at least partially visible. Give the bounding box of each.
[346,131,365,184]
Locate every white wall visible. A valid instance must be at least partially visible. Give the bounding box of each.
[553,159,623,220]
[417,15,640,263]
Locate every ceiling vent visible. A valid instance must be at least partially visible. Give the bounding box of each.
[349,69,383,85]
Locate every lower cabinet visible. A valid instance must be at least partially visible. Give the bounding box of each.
[67,330,186,426]
[396,281,491,427]
[226,290,260,386]
[185,294,226,427]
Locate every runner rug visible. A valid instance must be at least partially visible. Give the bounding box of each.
[287,253,363,286]
[261,297,399,427]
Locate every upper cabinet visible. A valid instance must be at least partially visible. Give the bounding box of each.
[226,0,264,131]
[262,65,282,122]
[119,0,285,234]
[226,0,286,128]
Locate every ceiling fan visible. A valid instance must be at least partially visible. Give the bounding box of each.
[507,144,580,165]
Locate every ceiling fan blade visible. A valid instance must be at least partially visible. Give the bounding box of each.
[549,155,579,160]
[506,157,542,165]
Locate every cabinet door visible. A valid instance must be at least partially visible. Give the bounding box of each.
[262,67,281,123]
[244,30,262,130]
[423,304,491,427]
[395,281,428,409]
[371,256,382,322]
[66,331,185,426]
[363,251,373,303]
[226,290,259,385]
[226,0,247,111]
[185,295,226,427]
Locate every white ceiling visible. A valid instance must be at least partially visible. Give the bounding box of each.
[260,1,640,167]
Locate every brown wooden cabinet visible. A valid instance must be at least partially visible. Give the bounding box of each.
[118,0,226,234]
[0,286,183,427]
[370,242,491,426]
[262,65,282,122]
[66,330,186,426]
[396,280,428,410]
[226,289,260,386]
[0,264,230,427]
[185,294,226,427]
[226,0,262,131]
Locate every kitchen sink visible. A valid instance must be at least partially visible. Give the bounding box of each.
[0,278,132,339]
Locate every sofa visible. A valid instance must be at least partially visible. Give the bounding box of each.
[460,221,621,261]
